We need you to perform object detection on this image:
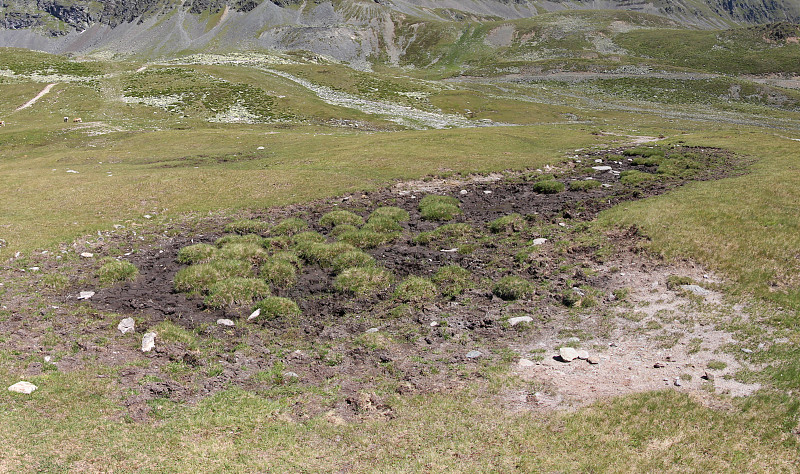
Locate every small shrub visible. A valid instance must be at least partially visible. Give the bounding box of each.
[224,219,270,235]
[488,213,525,234]
[363,215,403,233]
[217,242,269,264]
[394,276,437,303]
[331,250,376,273]
[214,234,264,247]
[177,243,218,264]
[261,258,297,288]
[204,277,270,308]
[337,229,399,249]
[432,265,472,299]
[568,180,602,191]
[270,217,307,236]
[174,259,252,294]
[334,267,393,295]
[319,210,364,228]
[620,170,656,186]
[97,259,139,286]
[532,180,565,194]
[420,195,461,221]
[331,224,359,237]
[493,276,533,301]
[253,296,301,320]
[370,206,409,222]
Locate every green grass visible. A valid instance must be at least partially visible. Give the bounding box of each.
[96,259,139,286]
[252,296,301,320]
[394,276,438,303]
[432,265,472,299]
[174,259,252,295]
[493,276,533,301]
[319,210,364,228]
[334,266,393,296]
[177,243,218,264]
[204,277,271,309]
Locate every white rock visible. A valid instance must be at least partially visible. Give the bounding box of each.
[483,190,492,195]
[592,166,612,172]
[80,252,94,258]
[44,356,52,363]
[66,169,79,174]
[77,291,95,300]
[141,332,156,352]
[559,347,579,362]
[459,190,468,195]
[8,381,37,394]
[144,214,152,219]
[508,316,533,326]
[518,358,536,368]
[217,319,235,327]
[118,317,135,334]
[594,159,603,163]
[257,146,265,150]
[567,337,581,343]
[577,350,589,360]
[365,327,379,333]
[247,308,261,321]
[680,284,711,296]
[532,238,547,246]
[587,356,600,365]
[283,371,299,379]
[430,321,439,327]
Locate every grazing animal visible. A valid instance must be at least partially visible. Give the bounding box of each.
[73,117,82,123]
[64,116,69,122]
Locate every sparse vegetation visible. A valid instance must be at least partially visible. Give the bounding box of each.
[319,210,364,228]
[493,276,533,300]
[253,296,301,320]
[334,267,393,295]
[204,277,270,308]
[394,276,438,303]
[420,195,461,221]
[96,259,139,286]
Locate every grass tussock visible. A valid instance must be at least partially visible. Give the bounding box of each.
[96,259,139,286]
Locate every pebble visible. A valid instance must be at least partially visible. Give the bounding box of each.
[430,321,439,327]
[674,378,682,387]
[518,358,536,368]
[592,166,612,172]
[141,332,156,352]
[680,284,711,296]
[247,308,261,321]
[483,190,492,195]
[576,350,589,360]
[217,319,235,327]
[741,348,753,354]
[508,316,533,326]
[80,252,94,258]
[117,317,135,334]
[466,350,482,359]
[459,190,468,195]
[654,362,666,368]
[559,347,579,362]
[283,371,299,379]
[567,337,581,343]
[587,355,600,365]
[532,238,547,246]
[44,356,51,363]
[8,381,37,394]
[257,146,265,150]
[77,291,95,300]
[365,327,379,333]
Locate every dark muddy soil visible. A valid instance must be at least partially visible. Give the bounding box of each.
[2,145,745,421]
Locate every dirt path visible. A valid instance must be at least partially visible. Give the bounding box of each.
[16,83,56,111]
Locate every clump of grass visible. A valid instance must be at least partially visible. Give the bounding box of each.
[568,180,602,191]
[493,276,533,300]
[177,243,218,264]
[488,213,525,234]
[224,219,270,235]
[332,250,376,273]
[667,275,696,290]
[261,258,297,288]
[270,217,308,236]
[217,242,269,264]
[97,259,139,286]
[707,360,728,371]
[174,259,252,295]
[370,206,409,222]
[149,320,199,350]
[298,242,357,267]
[413,223,474,246]
[272,250,303,269]
[394,276,437,303]
[620,170,656,186]
[204,277,270,308]
[253,296,301,320]
[432,265,472,299]
[331,224,358,237]
[319,210,364,228]
[532,180,565,194]
[334,267,393,295]
[632,156,662,167]
[41,273,69,292]
[420,195,461,221]
[262,236,292,250]
[363,215,403,233]
[215,234,265,247]
[337,229,399,249]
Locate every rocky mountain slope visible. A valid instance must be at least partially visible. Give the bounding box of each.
[1,0,798,65]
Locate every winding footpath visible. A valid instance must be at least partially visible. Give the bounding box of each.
[16,83,57,111]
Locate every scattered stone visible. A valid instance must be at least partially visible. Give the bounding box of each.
[594,158,603,163]
[559,347,579,362]
[365,327,379,333]
[28,267,39,272]
[483,190,492,195]
[466,350,482,359]
[44,356,52,363]
[701,372,714,381]
[674,378,682,387]
[66,169,79,174]
[567,337,581,343]
[141,333,156,352]
[247,308,261,321]
[459,190,468,195]
[587,355,600,365]
[592,166,612,172]
[508,316,533,326]
[741,348,753,354]
[144,214,152,219]
[8,381,37,394]
[80,252,94,258]
[118,317,135,334]
[518,358,536,368]
[681,284,711,296]
[532,238,547,246]
[430,321,439,327]
[440,248,459,253]
[283,371,299,380]
[576,350,589,360]
[77,291,95,300]
[257,146,265,150]
[217,319,235,327]
[654,362,666,368]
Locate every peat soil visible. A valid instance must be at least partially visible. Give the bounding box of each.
[1,145,753,421]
